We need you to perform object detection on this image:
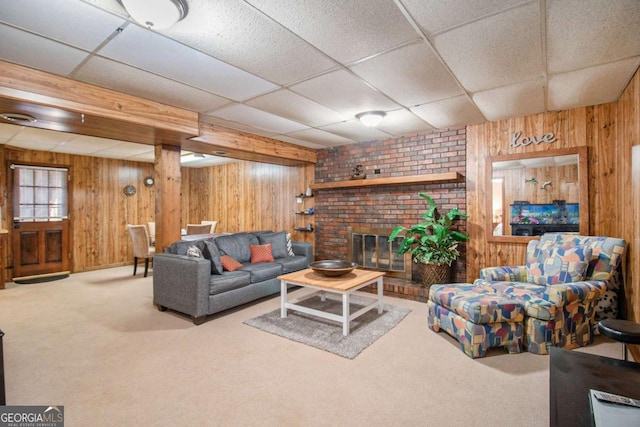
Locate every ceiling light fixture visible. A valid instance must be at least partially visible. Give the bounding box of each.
[119,0,188,30]
[356,111,386,127]
[0,112,37,123]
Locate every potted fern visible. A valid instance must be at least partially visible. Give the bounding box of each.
[388,193,469,286]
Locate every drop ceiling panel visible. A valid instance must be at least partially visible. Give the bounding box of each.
[411,96,486,129]
[318,120,392,143]
[0,25,89,76]
[52,135,121,154]
[246,89,348,127]
[75,57,231,113]
[98,24,278,101]
[401,0,525,35]
[286,128,356,147]
[547,0,640,74]
[473,78,546,122]
[548,57,640,111]
[94,142,156,157]
[433,2,544,92]
[245,0,419,64]
[0,123,23,142]
[0,0,126,51]
[7,127,75,144]
[375,110,435,135]
[164,0,337,86]
[350,41,464,106]
[290,70,401,117]
[207,104,309,134]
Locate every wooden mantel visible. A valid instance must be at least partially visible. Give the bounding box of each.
[309,172,464,190]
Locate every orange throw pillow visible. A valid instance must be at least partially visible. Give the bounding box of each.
[220,255,243,271]
[250,243,274,263]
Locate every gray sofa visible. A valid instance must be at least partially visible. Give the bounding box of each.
[153,231,313,324]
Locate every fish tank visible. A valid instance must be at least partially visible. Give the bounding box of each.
[510,200,579,225]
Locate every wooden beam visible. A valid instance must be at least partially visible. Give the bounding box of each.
[0,61,199,140]
[190,122,317,165]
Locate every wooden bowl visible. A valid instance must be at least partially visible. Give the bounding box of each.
[310,260,358,277]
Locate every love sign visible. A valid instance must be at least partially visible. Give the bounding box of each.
[510,130,556,148]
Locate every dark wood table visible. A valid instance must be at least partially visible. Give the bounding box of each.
[550,347,640,427]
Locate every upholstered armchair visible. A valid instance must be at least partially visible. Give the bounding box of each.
[474,233,626,354]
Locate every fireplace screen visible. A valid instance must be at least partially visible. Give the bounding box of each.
[348,227,411,280]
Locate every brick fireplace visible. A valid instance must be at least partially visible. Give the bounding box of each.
[312,128,467,301]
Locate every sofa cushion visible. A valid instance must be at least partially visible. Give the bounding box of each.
[240,262,283,283]
[477,281,557,320]
[221,255,243,272]
[527,244,592,286]
[286,232,295,256]
[186,245,203,258]
[202,240,223,274]
[275,255,309,273]
[215,233,258,263]
[257,231,288,259]
[209,271,251,295]
[167,239,206,255]
[250,243,275,263]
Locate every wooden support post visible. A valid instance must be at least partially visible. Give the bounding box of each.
[154,145,182,253]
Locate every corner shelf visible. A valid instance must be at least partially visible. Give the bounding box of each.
[309,172,464,190]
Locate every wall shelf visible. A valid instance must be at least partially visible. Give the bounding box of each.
[309,172,464,190]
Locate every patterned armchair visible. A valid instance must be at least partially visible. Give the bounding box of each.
[474,234,626,354]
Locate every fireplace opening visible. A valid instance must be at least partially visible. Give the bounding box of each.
[347,227,412,280]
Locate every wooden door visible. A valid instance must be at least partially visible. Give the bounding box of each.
[10,165,70,280]
[12,220,69,279]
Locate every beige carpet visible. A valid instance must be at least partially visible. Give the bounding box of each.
[0,267,622,427]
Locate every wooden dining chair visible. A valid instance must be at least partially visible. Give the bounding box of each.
[200,220,217,233]
[126,224,155,277]
[186,223,213,235]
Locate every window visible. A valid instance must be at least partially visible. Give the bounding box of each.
[12,165,68,222]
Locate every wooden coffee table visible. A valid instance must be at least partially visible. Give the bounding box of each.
[278,268,386,336]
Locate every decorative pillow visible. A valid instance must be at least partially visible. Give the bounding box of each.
[286,233,295,256]
[250,243,275,263]
[202,240,223,275]
[257,231,288,259]
[527,244,592,286]
[220,255,243,272]
[186,245,203,258]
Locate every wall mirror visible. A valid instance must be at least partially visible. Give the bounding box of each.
[486,147,589,243]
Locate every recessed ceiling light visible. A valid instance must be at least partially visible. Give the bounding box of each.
[356,111,386,127]
[0,112,37,123]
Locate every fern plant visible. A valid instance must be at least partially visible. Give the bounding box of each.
[388,193,469,266]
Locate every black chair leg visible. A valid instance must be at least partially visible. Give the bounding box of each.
[144,258,149,277]
[133,257,138,276]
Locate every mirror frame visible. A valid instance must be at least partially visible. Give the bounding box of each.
[486,146,589,243]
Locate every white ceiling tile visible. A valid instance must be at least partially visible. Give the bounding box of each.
[246,89,348,127]
[411,96,486,129]
[94,141,155,157]
[245,0,419,64]
[350,41,464,106]
[433,2,544,92]
[473,78,546,122]
[375,110,435,136]
[0,25,89,76]
[401,0,525,35]
[547,0,640,74]
[0,123,23,142]
[0,0,126,51]
[125,151,155,163]
[548,57,640,111]
[286,128,356,147]
[75,57,231,112]
[164,0,337,86]
[98,24,278,101]
[318,120,393,143]
[52,135,120,154]
[206,104,309,134]
[7,127,75,144]
[6,139,60,151]
[290,70,401,117]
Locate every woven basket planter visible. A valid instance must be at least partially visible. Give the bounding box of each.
[419,262,451,288]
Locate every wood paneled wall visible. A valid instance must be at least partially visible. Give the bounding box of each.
[2,147,155,273]
[467,69,640,323]
[181,161,315,244]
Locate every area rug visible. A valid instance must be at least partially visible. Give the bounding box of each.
[244,294,411,359]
